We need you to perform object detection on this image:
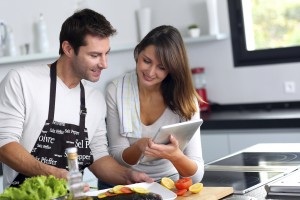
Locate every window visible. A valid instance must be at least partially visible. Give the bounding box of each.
[228,0,300,67]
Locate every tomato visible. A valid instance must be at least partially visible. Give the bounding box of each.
[175,189,188,196]
[120,186,133,194]
[175,177,193,190]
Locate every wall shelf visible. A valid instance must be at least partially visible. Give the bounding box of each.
[0,33,228,65]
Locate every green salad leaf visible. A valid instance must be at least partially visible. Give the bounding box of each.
[0,175,67,200]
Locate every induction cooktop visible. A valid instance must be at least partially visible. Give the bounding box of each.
[201,170,284,194]
[208,152,300,167]
[203,152,300,194]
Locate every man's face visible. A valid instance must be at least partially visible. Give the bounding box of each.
[71,34,111,82]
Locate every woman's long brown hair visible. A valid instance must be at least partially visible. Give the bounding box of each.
[134,25,202,120]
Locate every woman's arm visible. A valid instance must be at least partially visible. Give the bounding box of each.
[144,100,204,183]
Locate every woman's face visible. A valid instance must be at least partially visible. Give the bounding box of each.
[136,45,169,89]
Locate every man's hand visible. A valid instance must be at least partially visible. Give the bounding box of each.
[126,169,154,185]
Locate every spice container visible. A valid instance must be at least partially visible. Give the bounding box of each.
[191,67,210,112]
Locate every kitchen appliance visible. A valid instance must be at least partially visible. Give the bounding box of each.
[203,152,300,194]
[191,67,210,112]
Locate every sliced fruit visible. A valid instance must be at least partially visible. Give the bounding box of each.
[104,191,118,197]
[97,192,107,198]
[120,186,133,194]
[175,177,193,190]
[112,185,125,194]
[175,188,188,196]
[161,177,175,190]
[131,187,150,194]
[189,182,204,194]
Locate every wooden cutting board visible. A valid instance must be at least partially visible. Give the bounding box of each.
[175,187,234,200]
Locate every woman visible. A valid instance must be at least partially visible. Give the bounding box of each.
[103,25,204,188]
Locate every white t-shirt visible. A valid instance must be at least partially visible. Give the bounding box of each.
[105,78,204,183]
[0,65,108,188]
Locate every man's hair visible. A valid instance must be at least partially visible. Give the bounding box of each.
[59,8,117,55]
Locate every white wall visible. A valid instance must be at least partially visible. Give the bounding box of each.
[0,0,300,103]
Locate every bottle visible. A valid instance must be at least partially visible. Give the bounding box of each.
[3,27,17,57]
[34,13,49,53]
[191,67,210,112]
[66,147,86,199]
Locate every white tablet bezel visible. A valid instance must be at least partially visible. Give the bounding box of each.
[140,119,203,163]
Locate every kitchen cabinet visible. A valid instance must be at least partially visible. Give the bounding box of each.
[201,132,230,163]
[0,34,227,66]
[83,168,98,188]
[201,128,300,164]
[0,176,2,193]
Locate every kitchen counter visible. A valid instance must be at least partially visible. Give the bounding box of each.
[201,101,300,130]
[209,143,300,200]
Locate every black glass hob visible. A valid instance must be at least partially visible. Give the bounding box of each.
[203,152,300,194]
[208,152,300,167]
[201,170,284,194]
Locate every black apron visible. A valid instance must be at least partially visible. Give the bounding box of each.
[11,61,94,187]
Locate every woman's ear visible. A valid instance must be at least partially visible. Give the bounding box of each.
[61,41,73,57]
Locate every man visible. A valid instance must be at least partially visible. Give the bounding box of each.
[0,8,152,189]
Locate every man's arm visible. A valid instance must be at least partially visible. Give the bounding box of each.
[89,155,153,185]
[0,142,68,179]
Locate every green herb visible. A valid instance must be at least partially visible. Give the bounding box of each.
[188,24,199,29]
[0,175,67,200]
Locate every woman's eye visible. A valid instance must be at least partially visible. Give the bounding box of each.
[143,59,151,64]
[158,66,166,70]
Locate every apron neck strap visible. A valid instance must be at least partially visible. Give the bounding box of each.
[48,61,57,121]
[48,61,87,133]
[79,82,86,134]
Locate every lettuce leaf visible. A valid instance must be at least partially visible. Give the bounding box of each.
[0,175,67,200]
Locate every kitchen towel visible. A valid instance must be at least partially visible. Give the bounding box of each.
[115,71,141,138]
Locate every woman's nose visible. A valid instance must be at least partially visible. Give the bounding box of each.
[148,65,156,76]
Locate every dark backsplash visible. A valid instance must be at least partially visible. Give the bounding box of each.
[208,101,300,112]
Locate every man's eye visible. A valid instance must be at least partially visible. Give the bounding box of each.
[91,54,98,58]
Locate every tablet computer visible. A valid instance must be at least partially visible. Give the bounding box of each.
[140,119,203,163]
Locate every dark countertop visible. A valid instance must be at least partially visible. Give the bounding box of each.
[222,184,300,200]
[201,101,300,130]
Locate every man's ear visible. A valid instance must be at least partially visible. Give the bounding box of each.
[61,41,74,57]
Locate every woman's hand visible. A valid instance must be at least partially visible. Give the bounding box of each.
[144,135,184,162]
[134,137,152,153]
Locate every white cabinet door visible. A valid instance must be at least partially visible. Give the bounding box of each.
[83,168,98,188]
[228,129,300,153]
[0,176,2,193]
[201,131,230,163]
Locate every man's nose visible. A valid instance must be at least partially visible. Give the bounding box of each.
[99,55,108,69]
